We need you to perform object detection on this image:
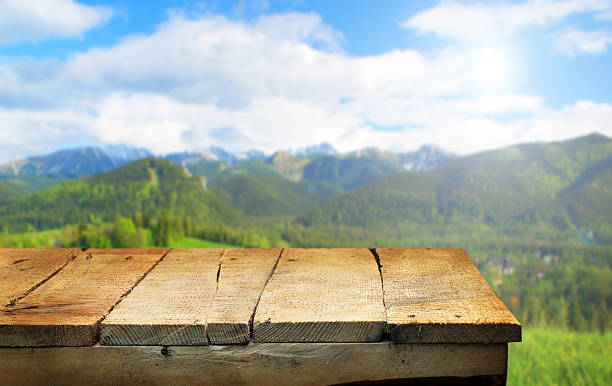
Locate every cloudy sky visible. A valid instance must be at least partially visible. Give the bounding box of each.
[1,0,611,163]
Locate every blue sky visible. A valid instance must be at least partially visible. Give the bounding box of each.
[1,0,611,163]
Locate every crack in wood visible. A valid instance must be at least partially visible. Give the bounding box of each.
[369,248,386,309]
[2,302,89,314]
[369,248,390,339]
[1,305,39,313]
[4,252,78,308]
[216,261,222,283]
[92,248,173,345]
[248,248,284,339]
[204,249,228,344]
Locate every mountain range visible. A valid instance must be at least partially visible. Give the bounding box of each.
[0,132,609,248]
[0,143,453,176]
[0,142,455,195]
[0,145,152,177]
[294,133,612,246]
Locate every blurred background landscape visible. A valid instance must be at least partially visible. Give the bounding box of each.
[1,0,611,384]
[0,134,610,384]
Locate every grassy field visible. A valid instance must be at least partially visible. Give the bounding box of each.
[0,230,237,249]
[0,229,68,248]
[168,237,236,248]
[508,328,612,385]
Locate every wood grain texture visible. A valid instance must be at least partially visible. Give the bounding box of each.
[0,248,79,307]
[377,248,521,344]
[0,248,168,347]
[206,248,282,344]
[101,249,224,346]
[252,248,386,343]
[0,342,508,385]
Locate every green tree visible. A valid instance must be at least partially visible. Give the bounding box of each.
[132,212,143,229]
[112,215,137,248]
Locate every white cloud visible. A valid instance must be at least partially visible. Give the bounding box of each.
[253,13,345,52]
[89,93,362,155]
[0,0,113,45]
[0,11,610,164]
[553,28,612,54]
[0,106,97,163]
[401,0,611,41]
[333,99,612,155]
[0,14,468,109]
[600,10,612,19]
[2,90,609,163]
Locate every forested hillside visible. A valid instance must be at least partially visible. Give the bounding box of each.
[296,133,612,244]
[0,158,241,232]
[210,173,342,216]
[0,181,17,206]
[0,175,71,195]
[300,149,404,190]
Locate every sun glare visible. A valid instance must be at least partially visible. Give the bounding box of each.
[471,48,512,91]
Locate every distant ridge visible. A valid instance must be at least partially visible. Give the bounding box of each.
[0,142,456,180]
[0,145,152,177]
[296,132,612,246]
[290,143,338,157]
[399,145,455,172]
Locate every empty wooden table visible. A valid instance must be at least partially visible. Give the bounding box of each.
[0,248,521,385]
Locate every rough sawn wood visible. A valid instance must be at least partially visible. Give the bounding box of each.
[206,248,282,344]
[0,342,508,385]
[101,248,223,345]
[101,248,281,345]
[0,248,79,307]
[0,248,167,346]
[252,248,386,342]
[377,248,521,343]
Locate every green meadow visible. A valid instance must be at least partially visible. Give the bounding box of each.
[508,328,612,385]
[168,237,236,248]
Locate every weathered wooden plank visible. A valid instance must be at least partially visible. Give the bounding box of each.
[0,342,508,385]
[252,248,386,342]
[207,248,282,344]
[0,248,168,347]
[377,248,521,343]
[0,248,79,307]
[101,249,224,345]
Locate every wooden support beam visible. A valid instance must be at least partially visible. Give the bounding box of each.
[0,342,508,385]
[252,248,386,343]
[0,249,168,346]
[0,248,79,307]
[376,248,521,344]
